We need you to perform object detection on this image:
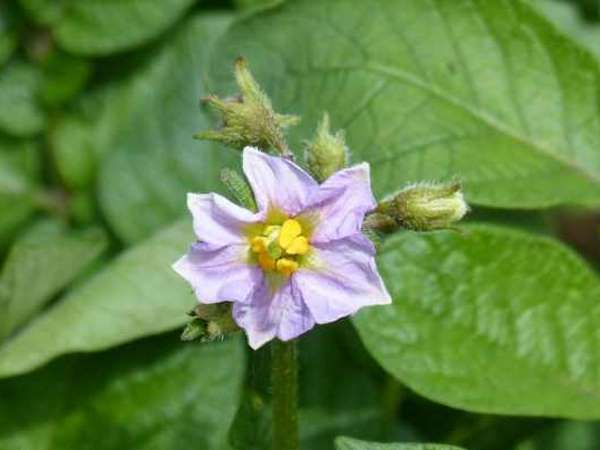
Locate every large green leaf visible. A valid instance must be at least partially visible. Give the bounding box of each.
[0,136,40,245]
[354,224,600,419]
[531,0,600,60]
[0,220,107,339]
[0,62,45,137]
[50,76,141,192]
[51,13,233,241]
[0,220,194,378]
[211,0,600,208]
[336,437,467,450]
[95,14,235,243]
[0,334,244,450]
[20,0,195,55]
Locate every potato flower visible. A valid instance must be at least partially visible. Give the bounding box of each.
[173,147,391,349]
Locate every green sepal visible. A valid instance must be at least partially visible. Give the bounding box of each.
[221,167,257,212]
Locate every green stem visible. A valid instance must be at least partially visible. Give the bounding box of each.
[271,339,299,450]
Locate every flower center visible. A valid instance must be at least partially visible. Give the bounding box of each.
[250,219,310,277]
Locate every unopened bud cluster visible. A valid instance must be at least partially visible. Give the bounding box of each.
[196,58,299,156]
[375,182,468,231]
[305,113,348,181]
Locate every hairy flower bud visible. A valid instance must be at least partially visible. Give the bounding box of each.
[195,58,299,156]
[221,167,257,212]
[181,302,240,342]
[377,182,468,231]
[305,113,348,181]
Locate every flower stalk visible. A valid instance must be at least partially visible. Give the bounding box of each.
[271,339,299,450]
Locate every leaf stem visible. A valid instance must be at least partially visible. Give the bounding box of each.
[271,339,299,450]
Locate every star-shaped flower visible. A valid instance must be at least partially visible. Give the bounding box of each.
[173,147,391,349]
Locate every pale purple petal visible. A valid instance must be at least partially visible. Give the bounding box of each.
[172,242,261,304]
[294,233,391,324]
[232,278,315,349]
[187,192,261,245]
[175,150,390,349]
[242,146,318,215]
[308,163,376,243]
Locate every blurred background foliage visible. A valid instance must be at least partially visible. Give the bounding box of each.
[2,0,600,449]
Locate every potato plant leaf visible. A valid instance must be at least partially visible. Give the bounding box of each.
[354,224,600,419]
[211,0,600,208]
[0,220,107,339]
[0,220,194,378]
[0,335,244,450]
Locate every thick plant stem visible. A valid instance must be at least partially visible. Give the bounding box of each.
[271,339,299,450]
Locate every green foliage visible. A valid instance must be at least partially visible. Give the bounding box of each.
[0,62,45,137]
[4,0,600,448]
[49,82,137,191]
[98,14,235,243]
[40,51,91,107]
[0,219,107,339]
[229,324,398,450]
[0,3,19,66]
[20,0,196,55]
[532,0,600,59]
[0,137,40,245]
[0,220,193,378]
[18,0,63,26]
[515,420,600,450]
[354,224,600,419]
[234,0,277,10]
[0,334,244,450]
[211,0,600,209]
[335,437,467,450]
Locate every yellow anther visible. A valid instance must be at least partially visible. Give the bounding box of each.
[258,252,276,271]
[279,219,302,249]
[276,258,299,276]
[251,236,268,253]
[285,236,309,255]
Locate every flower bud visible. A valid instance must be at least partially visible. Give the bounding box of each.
[221,167,257,212]
[181,318,205,341]
[195,58,299,156]
[304,113,348,181]
[181,302,240,342]
[377,182,468,231]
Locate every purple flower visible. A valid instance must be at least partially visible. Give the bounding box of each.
[173,147,391,349]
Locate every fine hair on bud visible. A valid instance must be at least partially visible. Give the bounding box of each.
[305,112,349,182]
[377,181,469,231]
[195,58,299,156]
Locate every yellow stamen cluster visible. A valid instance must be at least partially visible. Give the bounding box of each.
[250,219,310,276]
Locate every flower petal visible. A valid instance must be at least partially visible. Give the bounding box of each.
[232,278,315,349]
[242,146,318,215]
[308,163,376,243]
[187,192,260,245]
[172,242,261,304]
[295,233,391,324]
